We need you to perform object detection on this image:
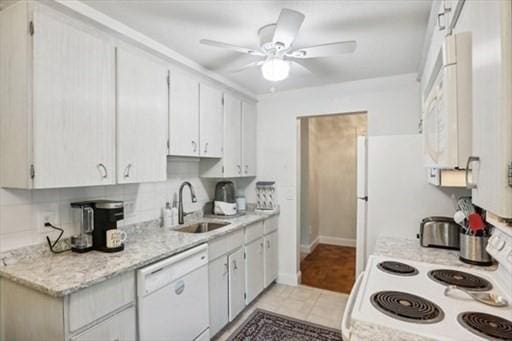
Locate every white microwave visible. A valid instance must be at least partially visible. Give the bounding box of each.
[422,32,472,169]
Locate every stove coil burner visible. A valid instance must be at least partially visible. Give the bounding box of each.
[377,261,419,276]
[458,312,512,340]
[370,291,444,324]
[428,269,493,291]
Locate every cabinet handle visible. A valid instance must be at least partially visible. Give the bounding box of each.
[97,163,108,178]
[124,163,132,178]
[267,240,270,248]
[175,280,185,295]
[204,142,208,154]
[437,12,446,30]
[245,165,249,174]
[237,165,241,174]
[233,260,238,270]
[465,156,480,189]
[192,141,197,153]
[224,262,228,275]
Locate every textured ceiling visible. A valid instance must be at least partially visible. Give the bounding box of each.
[81,1,430,94]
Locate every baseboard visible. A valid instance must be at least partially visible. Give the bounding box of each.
[319,236,356,247]
[300,236,320,255]
[277,271,301,286]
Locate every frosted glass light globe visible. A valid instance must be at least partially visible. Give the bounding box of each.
[261,58,290,81]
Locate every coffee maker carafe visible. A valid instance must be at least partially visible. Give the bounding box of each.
[70,200,125,253]
[70,202,94,253]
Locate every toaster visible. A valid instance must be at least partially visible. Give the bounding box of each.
[418,216,461,250]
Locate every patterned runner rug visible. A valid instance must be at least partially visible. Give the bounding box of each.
[227,309,343,341]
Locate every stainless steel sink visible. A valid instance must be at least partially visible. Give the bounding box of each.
[176,222,229,234]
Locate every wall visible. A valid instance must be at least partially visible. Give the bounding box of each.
[0,159,215,252]
[253,73,421,285]
[307,114,367,247]
[367,134,468,254]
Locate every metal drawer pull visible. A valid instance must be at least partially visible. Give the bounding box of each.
[204,142,208,154]
[233,260,238,270]
[245,165,248,174]
[175,280,185,295]
[97,163,108,178]
[237,165,241,174]
[124,163,132,178]
[224,262,228,275]
[437,12,446,30]
[192,141,197,153]
[465,156,480,189]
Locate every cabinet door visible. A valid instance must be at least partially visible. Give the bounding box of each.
[116,48,168,184]
[32,10,115,188]
[228,248,245,321]
[223,94,242,177]
[470,0,512,218]
[72,306,136,341]
[245,238,264,304]
[242,101,257,177]
[199,83,223,158]
[264,231,278,288]
[169,71,199,156]
[208,256,229,337]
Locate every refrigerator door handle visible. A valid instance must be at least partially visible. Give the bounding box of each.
[357,196,368,201]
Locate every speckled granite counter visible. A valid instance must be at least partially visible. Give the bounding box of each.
[0,210,278,297]
[373,236,496,270]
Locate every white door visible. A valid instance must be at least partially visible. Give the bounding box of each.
[470,0,512,219]
[228,248,245,321]
[223,94,242,177]
[242,101,257,177]
[32,10,115,188]
[245,238,264,304]
[208,256,229,337]
[356,136,368,276]
[264,231,278,288]
[199,83,223,158]
[116,48,168,184]
[169,71,199,157]
[72,307,136,341]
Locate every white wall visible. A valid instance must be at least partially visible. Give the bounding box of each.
[367,134,468,254]
[0,159,215,253]
[254,73,421,285]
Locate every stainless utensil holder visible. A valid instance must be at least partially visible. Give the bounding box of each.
[459,233,493,266]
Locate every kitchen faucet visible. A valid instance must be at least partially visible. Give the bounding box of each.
[178,181,197,224]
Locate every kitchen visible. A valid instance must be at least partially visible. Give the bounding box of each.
[0,1,511,341]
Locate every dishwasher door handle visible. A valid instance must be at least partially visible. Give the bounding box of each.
[175,280,185,295]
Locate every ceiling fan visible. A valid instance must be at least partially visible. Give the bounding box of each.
[200,8,356,82]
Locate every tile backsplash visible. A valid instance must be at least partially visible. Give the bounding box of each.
[0,158,217,252]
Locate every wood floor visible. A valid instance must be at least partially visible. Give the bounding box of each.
[300,244,356,294]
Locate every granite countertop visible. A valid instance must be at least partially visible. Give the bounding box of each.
[0,210,278,297]
[373,236,497,270]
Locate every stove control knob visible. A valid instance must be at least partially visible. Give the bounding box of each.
[496,238,506,251]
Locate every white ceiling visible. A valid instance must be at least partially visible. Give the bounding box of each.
[82,0,431,94]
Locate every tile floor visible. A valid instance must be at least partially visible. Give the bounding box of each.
[215,284,349,340]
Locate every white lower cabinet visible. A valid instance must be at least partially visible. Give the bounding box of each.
[71,306,136,341]
[264,231,278,287]
[245,238,265,304]
[208,256,229,337]
[228,248,245,321]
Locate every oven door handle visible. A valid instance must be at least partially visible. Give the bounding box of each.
[342,271,365,341]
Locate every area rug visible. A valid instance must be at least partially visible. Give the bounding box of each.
[226,309,343,341]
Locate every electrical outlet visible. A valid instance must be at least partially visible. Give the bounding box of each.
[124,200,136,218]
[37,209,59,233]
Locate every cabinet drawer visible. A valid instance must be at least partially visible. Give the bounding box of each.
[71,306,136,341]
[245,221,264,244]
[263,216,278,235]
[209,229,243,261]
[68,272,135,332]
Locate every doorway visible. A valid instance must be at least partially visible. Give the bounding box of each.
[298,112,367,294]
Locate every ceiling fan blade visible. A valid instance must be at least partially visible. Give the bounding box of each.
[290,60,313,75]
[272,8,305,49]
[200,39,264,56]
[287,41,357,58]
[227,60,264,73]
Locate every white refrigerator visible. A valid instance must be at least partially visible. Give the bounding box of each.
[355,136,368,276]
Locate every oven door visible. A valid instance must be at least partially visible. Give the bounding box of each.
[341,271,365,340]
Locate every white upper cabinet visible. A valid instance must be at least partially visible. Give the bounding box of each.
[242,102,257,177]
[169,71,200,157]
[223,94,243,177]
[462,0,512,218]
[199,83,223,158]
[116,48,168,184]
[0,3,116,188]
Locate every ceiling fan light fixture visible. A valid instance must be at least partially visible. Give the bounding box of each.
[261,58,290,81]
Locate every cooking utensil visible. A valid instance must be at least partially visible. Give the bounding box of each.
[457,197,475,217]
[444,285,508,307]
[468,213,485,233]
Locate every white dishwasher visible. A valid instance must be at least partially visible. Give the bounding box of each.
[137,244,210,341]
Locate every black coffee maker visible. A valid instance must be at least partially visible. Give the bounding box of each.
[70,200,125,253]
